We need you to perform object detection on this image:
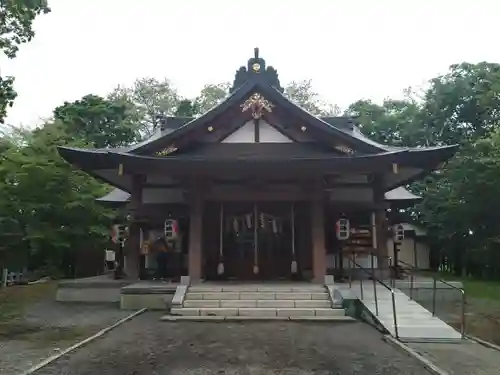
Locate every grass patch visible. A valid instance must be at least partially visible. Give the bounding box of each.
[0,282,57,322]
[461,279,500,301]
[418,271,500,301]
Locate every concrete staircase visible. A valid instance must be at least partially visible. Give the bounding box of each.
[166,284,351,321]
[353,284,463,342]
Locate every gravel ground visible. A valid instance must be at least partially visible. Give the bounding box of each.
[0,301,131,375]
[33,313,430,375]
[409,341,500,375]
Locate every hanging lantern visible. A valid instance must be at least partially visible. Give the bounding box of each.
[111,225,119,244]
[335,218,350,240]
[112,224,128,244]
[393,224,405,243]
[164,219,179,240]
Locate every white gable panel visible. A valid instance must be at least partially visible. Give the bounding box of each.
[221,121,255,143]
[259,120,293,143]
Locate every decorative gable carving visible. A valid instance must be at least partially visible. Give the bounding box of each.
[241,93,274,119]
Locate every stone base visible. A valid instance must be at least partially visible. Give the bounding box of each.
[120,281,177,310]
[161,315,356,322]
[121,293,173,310]
[56,275,132,303]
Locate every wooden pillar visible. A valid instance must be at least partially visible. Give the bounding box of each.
[125,174,143,280]
[311,182,326,283]
[373,176,389,273]
[188,179,203,282]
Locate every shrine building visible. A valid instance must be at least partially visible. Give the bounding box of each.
[58,49,457,283]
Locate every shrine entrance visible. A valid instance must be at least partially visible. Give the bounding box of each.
[204,202,304,281]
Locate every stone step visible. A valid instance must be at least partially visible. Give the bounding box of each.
[183,299,332,308]
[186,291,329,300]
[161,315,356,322]
[171,307,346,317]
[188,285,326,293]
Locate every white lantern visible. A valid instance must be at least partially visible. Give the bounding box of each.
[336,218,350,240]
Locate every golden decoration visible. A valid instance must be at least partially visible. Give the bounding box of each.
[252,62,261,72]
[334,145,355,155]
[241,93,274,119]
[156,144,178,156]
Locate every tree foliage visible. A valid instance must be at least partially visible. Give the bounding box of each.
[0,121,115,276]
[53,94,138,148]
[285,80,341,116]
[0,0,50,123]
[109,78,180,137]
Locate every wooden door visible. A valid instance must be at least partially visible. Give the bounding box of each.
[258,202,293,279]
[222,203,256,280]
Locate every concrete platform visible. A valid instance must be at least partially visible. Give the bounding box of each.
[120,281,177,310]
[56,275,133,303]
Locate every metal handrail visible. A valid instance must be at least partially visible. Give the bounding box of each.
[390,258,466,340]
[346,253,399,339]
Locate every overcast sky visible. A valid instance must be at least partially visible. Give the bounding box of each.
[2,0,499,127]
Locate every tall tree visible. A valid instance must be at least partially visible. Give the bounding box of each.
[285,80,341,116]
[109,77,180,137]
[345,99,423,146]
[0,0,50,123]
[0,122,114,275]
[193,83,230,114]
[53,94,138,148]
[420,62,500,146]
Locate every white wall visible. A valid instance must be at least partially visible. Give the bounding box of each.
[387,237,430,269]
[221,120,294,143]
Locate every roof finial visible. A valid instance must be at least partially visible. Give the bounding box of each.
[254,47,259,59]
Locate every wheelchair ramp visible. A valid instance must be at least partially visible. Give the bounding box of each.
[353,283,463,342]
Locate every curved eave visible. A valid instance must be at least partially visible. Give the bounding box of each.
[98,186,422,205]
[108,150,412,176]
[57,146,131,192]
[385,144,459,190]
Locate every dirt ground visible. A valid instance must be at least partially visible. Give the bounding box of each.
[0,283,130,375]
[31,313,431,375]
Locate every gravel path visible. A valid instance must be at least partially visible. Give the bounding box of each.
[409,341,500,375]
[0,301,130,375]
[33,313,430,375]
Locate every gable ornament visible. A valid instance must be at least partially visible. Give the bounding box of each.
[241,93,274,119]
[156,144,178,156]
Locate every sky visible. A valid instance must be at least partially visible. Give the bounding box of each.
[2,0,499,127]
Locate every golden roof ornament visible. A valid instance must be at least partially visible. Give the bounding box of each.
[241,93,274,119]
[156,144,178,156]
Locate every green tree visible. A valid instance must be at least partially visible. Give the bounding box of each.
[285,80,341,116]
[345,99,423,146]
[53,94,138,148]
[109,77,180,137]
[420,62,500,146]
[193,83,230,114]
[0,122,115,275]
[0,0,50,123]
